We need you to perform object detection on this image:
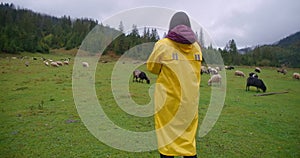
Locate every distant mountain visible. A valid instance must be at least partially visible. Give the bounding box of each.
[238,31,300,54]
[233,31,300,67]
[253,31,300,67]
[274,31,300,48]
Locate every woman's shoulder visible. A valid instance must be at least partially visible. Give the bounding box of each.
[157,38,173,44]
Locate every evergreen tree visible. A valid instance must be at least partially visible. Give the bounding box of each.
[199,28,205,48]
[118,21,124,33]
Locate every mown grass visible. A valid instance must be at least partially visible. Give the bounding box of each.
[0,53,299,158]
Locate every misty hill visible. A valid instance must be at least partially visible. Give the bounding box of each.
[221,31,300,68]
[238,47,253,54]
[275,31,300,48]
[238,31,300,54]
[242,31,300,67]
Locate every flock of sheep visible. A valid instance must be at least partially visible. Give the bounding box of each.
[133,63,299,93]
[10,56,92,68]
[45,59,70,67]
[202,65,299,92]
[11,56,72,67]
[8,56,300,92]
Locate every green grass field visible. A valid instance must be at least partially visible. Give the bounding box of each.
[0,53,299,158]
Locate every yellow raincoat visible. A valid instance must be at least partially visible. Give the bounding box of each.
[147,38,202,156]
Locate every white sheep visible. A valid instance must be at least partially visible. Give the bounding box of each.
[255,67,261,73]
[50,61,59,67]
[25,61,29,67]
[82,62,89,67]
[235,70,245,77]
[208,67,218,75]
[292,73,300,80]
[201,66,208,74]
[63,60,69,65]
[56,61,63,66]
[277,68,287,75]
[208,74,222,86]
[44,61,49,66]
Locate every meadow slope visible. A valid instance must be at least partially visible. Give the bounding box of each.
[0,53,299,157]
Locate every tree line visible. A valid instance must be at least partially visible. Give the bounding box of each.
[0,3,98,53]
[0,3,159,54]
[218,35,300,68]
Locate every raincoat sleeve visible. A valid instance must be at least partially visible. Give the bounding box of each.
[147,41,164,75]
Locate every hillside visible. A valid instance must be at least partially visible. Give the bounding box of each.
[275,31,300,48]
[0,3,97,53]
[0,3,160,55]
[231,31,300,68]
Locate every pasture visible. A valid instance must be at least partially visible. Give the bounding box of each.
[0,53,299,157]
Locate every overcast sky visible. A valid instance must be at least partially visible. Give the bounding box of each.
[2,0,300,48]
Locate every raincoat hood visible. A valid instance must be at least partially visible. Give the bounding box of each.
[169,11,191,31]
[166,11,197,54]
[166,24,197,44]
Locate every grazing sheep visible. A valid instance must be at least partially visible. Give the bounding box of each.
[50,61,59,67]
[201,66,208,75]
[293,73,300,80]
[249,72,258,78]
[254,67,261,73]
[82,62,89,67]
[208,67,218,75]
[277,68,287,75]
[63,60,69,65]
[133,70,150,84]
[133,70,141,82]
[246,76,267,92]
[25,61,29,67]
[235,70,245,77]
[208,74,222,86]
[225,66,234,70]
[139,72,150,84]
[56,61,63,66]
[44,61,49,66]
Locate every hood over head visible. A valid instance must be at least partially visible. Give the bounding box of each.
[166,12,197,44]
[169,12,191,31]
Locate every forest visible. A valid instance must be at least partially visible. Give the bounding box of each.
[219,33,300,67]
[0,3,159,55]
[1,3,299,67]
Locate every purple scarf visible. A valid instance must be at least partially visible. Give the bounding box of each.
[166,24,197,44]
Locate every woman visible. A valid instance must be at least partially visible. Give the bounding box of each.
[147,12,202,158]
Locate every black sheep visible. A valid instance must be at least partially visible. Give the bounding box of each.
[139,72,150,84]
[249,72,258,78]
[133,70,150,84]
[246,76,266,92]
[225,66,235,70]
